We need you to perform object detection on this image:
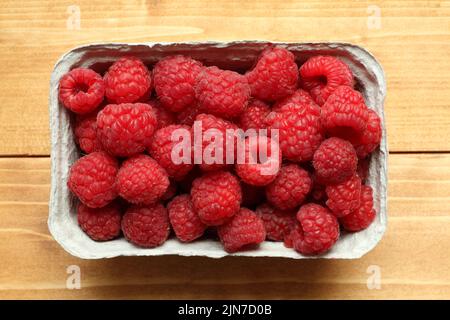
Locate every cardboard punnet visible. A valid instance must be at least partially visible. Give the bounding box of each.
[49,41,387,259]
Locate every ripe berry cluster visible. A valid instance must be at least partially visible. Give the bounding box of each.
[60,46,381,255]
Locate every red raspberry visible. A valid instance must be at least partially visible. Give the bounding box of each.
[272,89,317,112]
[265,164,311,210]
[176,102,202,126]
[325,174,361,217]
[191,171,242,226]
[238,100,271,131]
[97,103,157,157]
[313,137,357,185]
[73,111,103,154]
[104,56,152,104]
[168,194,207,242]
[116,155,169,205]
[153,55,203,112]
[286,203,339,255]
[321,86,369,143]
[354,109,382,158]
[192,113,238,172]
[265,96,323,162]
[77,202,121,241]
[300,55,354,106]
[148,99,176,129]
[195,66,250,118]
[122,203,170,248]
[356,157,370,183]
[235,135,281,186]
[256,203,296,242]
[218,208,266,253]
[340,185,376,232]
[149,124,193,180]
[246,46,298,101]
[241,182,265,208]
[68,152,118,208]
[59,68,104,114]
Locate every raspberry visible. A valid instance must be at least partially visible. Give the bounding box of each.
[68,152,118,208]
[122,203,170,248]
[265,96,323,162]
[340,185,376,232]
[104,56,152,104]
[168,194,207,242]
[325,174,361,217]
[218,208,266,253]
[192,113,238,172]
[153,55,203,112]
[286,203,339,255]
[77,202,121,241]
[195,66,250,118]
[300,55,354,105]
[148,124,193,181]
[73,111,103,154]
[238,100,271,131]
[97,103,157,157]
[59,68,104,114]
[256,203,296,242]
[265,164,311,210]
[246,46,298,101]
[235,135,281,186]
[241,182,265,208]
[272,89,317,112]
[191,171,242,226]
[148,99,176,129]
[176,102,203,126]
[313,137,357,185]
[321,86,369,143]
[354,109,382,158]
[356,157,370,183]
[116,155,169,205]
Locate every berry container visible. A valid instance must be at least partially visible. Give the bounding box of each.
[49,41,387,259]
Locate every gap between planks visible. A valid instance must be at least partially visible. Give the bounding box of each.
[2,150,450,158]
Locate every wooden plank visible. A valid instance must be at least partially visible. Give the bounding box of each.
[388,154,450,216]
[1,1,450,154]
[0,213,449,299]
[0,154,449,299]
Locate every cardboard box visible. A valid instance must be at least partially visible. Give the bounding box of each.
[48,41,387,259]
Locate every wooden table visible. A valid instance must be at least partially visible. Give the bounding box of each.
[1,0,449,299]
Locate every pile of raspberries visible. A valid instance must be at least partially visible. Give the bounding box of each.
[60,46,381,255]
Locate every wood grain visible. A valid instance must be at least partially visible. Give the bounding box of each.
[0,154,449,299]
[1,0,450,155]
